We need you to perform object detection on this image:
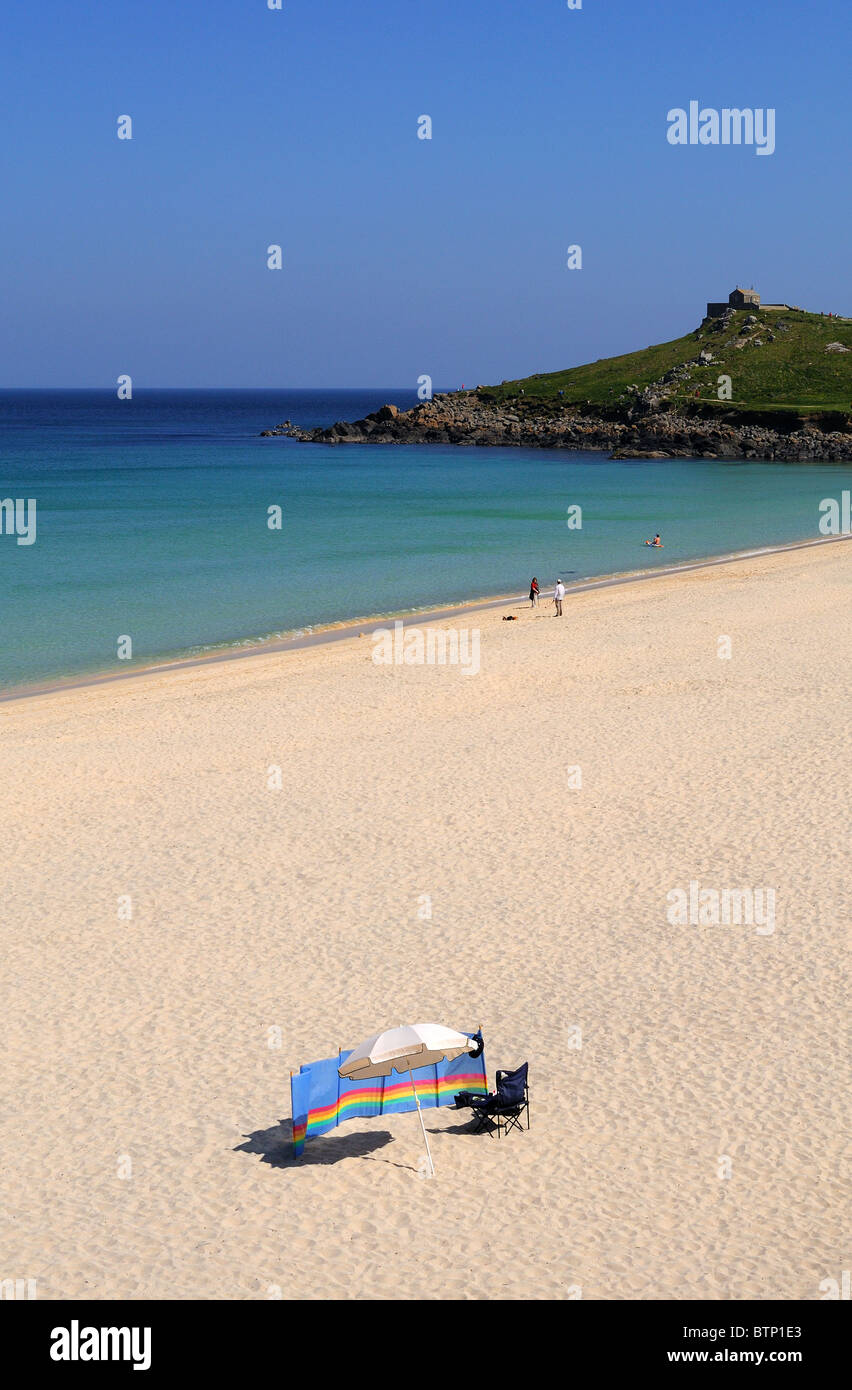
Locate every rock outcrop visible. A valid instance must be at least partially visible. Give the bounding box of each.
[262,391,852,461]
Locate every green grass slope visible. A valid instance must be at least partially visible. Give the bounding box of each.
[480,309,852,418]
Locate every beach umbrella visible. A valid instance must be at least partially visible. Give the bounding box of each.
[338,1023,477,1176]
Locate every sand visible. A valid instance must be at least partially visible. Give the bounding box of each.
[1,543,849,1301]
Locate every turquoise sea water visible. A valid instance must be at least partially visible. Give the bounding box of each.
[1,389,850,691]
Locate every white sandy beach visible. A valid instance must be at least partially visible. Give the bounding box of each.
[1,542,849,1301]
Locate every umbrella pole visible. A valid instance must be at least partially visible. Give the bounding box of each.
[408,1068,435,1177]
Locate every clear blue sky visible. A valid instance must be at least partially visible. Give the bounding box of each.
[1,0,849,387]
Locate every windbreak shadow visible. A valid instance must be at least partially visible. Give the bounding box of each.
[235,1119,395,1169]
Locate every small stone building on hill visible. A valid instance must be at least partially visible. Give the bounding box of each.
[707,287,761,317]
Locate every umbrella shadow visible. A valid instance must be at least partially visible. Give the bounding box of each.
[235,1118,396,1169]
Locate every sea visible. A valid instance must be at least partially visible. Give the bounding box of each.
[1,388,849,691]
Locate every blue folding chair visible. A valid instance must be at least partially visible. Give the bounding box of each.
[469,1062,530,1137]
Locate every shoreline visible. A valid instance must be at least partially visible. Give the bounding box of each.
[3,529,851,705]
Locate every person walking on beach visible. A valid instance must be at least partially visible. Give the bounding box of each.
[553,579,565,616]
[529,576,540,608]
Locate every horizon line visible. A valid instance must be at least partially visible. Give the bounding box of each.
[0,384,427,393]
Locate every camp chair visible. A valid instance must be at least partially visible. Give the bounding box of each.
[470,1062,529,1137]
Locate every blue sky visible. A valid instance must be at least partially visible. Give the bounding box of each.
[1,0,849,387]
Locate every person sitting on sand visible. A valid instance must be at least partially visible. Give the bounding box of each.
[529,577,539,607]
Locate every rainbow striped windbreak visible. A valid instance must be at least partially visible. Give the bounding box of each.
[291,1035,487,1156]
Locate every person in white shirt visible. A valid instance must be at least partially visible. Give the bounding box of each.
[553,580,565,616]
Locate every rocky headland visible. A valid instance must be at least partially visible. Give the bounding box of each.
[262,306,852,461]
[263,391,852,462]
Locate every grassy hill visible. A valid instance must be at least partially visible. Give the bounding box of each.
[479,309,852,419]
